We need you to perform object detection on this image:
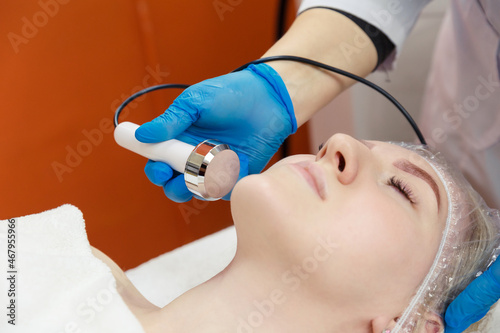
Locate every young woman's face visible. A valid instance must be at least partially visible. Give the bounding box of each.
[231,133,449,318]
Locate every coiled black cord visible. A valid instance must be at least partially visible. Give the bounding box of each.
[113,83,189,129]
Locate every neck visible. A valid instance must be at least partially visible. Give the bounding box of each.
[148,249,368,333]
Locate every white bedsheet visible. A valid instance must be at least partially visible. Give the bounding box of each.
[126,226,237,308]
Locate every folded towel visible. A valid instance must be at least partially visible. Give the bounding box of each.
[0,205,145,333]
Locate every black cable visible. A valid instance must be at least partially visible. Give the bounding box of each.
[233,55,427,145]
[114,83,189,128]
[114,56,427,145]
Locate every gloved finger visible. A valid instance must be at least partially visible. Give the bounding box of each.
[444,310,489,333]
[445,261,500,332]
[445,310,489,333]
[222,152,249,201]
[135,101,199,143]
[144,160,174,186]
[163,173,193,203]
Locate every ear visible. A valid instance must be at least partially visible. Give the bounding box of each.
[415,312,444,333]
[371,312,444,333]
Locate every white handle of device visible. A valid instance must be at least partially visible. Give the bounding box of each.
[114,121,240,200]
[114,122,193,173]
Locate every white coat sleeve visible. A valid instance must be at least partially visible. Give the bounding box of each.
[298,0,433,68]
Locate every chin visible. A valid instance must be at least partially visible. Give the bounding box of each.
[233,169,313,232]
[231,174,282,221]
[233,173,337,274]
[239,173,301,223]
[231,157,320,222]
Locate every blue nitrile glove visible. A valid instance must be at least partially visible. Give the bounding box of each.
[445,258,500,332]
[135,63,297,202]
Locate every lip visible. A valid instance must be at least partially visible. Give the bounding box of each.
[290,162,328,200]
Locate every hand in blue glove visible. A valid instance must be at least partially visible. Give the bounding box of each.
[445,258,500,332]
[135,63,297,202]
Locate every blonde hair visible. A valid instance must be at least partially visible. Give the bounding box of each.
[414,161,500,332]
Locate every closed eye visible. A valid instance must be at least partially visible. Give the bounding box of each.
[387,176,416,204]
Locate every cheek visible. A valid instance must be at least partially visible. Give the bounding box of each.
[319,193,435,306]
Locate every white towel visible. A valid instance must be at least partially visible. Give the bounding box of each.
[0,205,145,333]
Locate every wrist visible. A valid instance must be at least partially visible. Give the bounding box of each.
[262,59,331,127]
[247,63,297,134]
[261,8,377,127]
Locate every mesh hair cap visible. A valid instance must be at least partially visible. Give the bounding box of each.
[386,143,500,333]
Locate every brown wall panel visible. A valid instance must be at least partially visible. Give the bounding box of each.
[0,0,309,270]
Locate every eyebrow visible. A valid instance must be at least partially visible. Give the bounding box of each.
[393,159,441,211]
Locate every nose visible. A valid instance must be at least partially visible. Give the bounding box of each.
[316,134,364,185]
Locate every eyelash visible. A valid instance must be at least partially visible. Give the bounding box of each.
[387,176,416,204]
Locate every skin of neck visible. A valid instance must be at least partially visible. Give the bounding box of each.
[146,236,374,333]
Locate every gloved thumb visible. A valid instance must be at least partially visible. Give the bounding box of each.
[135,103,196,143]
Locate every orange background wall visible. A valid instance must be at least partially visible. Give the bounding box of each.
[0,0,309,270]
